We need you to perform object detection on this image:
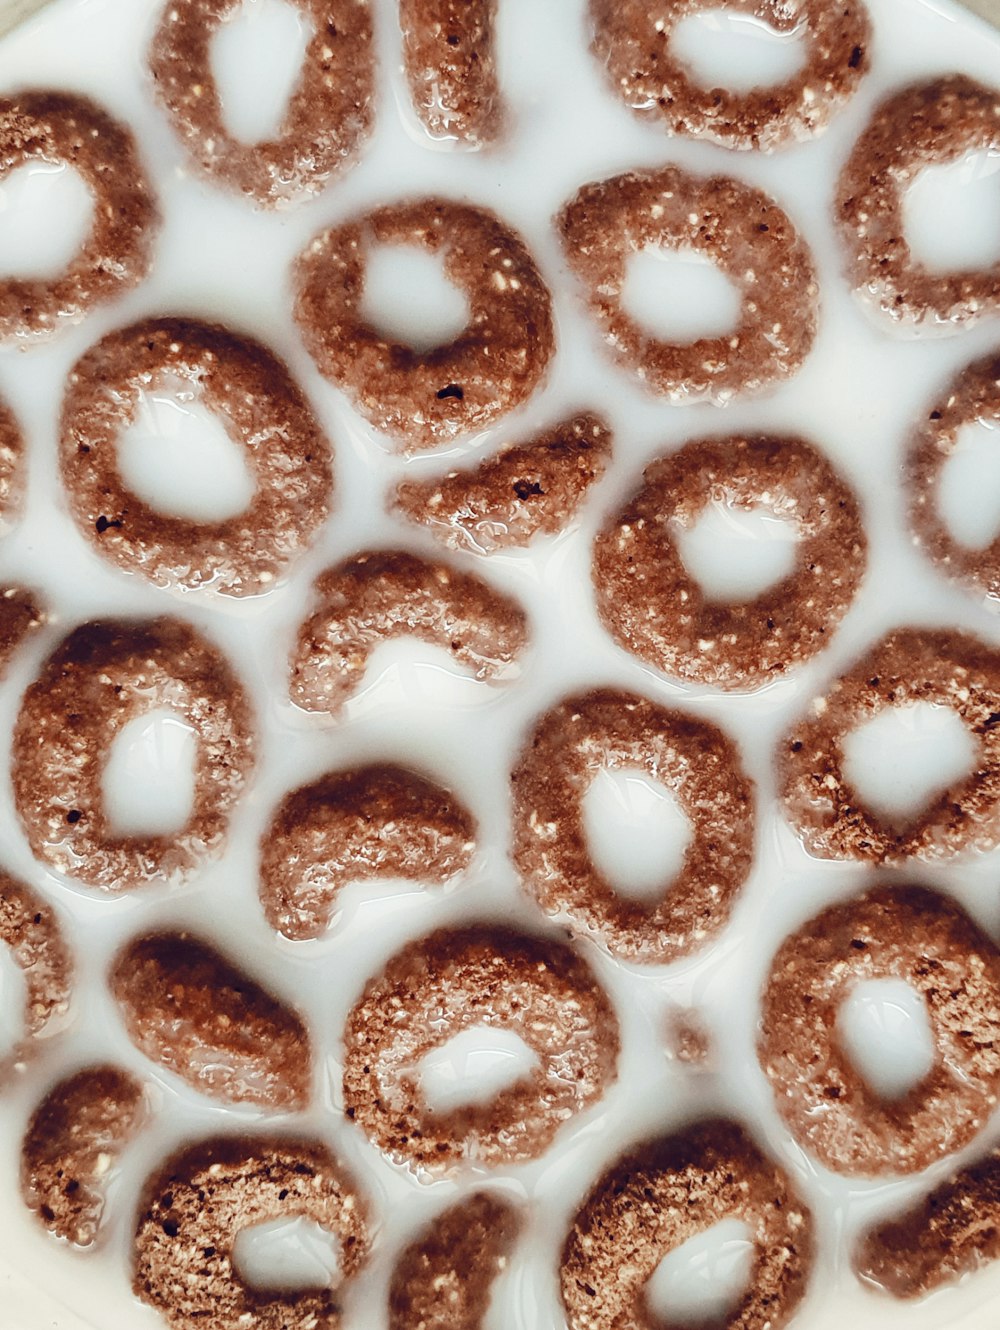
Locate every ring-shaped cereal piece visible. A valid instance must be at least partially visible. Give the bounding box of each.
[759,884,1000,1176]
[561,1119,813,1330]
[294,199,555,449]
[836,75,1000,328]
[511,689,754,965]
[558,167,818,403]
[908,350,1000,601]
[780,628,1000,862]
[60,318,333,598]
[0,92,157,341]
[133,1136,369,1330]
[0,872,72,1079]
[342,925,619,1172]
[148,0,374,207]
[592,434,867,690]
[589,0,871,152]
[11,617,255,891]
[400,0,501,148]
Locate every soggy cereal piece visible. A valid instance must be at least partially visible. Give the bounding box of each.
[666,1007,712,1066]
[759,884,1000,1176]
[400,0,501,147]
[836,75,1000,328]
[593,434,866,689]
[512,689,754,965]
[0,587,44,679]
[0,91,157,340]
[111,932,310,1110]
[343,925,618,1171]
[21,1065,145,1247]
[388,1191,522,1330]
[559,167,818,403]
[260,764,476,940]
[781,628,1000,861]
[289,550,529,713]
[0,396,23,523]
[294,199,554,449]
[394,412,612,553]
[134,1136,369,1330]
[148,0,374,206]
[590,0,871,151]
[0,873,71,1079]
[908,350,1000,601]
[562,1119,813,1330]
[12,618,254,891]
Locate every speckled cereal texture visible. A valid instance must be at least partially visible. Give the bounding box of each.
[0,585,44,678]
[400,0,501,146]
[590,0,872,151]
[558,166,819,402]
[0,90,157,339]
[294,198,554,448]
[0,871,71,1079]
[0,393,23,520]
[148,0,374,206]
[593,434,867,689]
[561,1118,813,1330]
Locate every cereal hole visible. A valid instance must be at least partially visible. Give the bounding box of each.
[936,418,1000,552]
[232,1216,341,1290]
[418,1025,538,1115]
[903,149,1000,275]
[0,161,93,280]
[644,1217,755,1326]
[210,0,313,145]
[622,245,742,345]
[669,9,807,94]
[101,707,197,838]
[837,977,936,1101]
[582,765,692,905]
[676,498,800,603]
[359,243,470,354]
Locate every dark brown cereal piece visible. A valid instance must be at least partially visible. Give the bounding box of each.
[558,167,818,403]
[400,0,501,147]
[289,549,529,714]
[343,925,619,1171]
[781,628,1000,862]
[0,873,71,1078]
[134,1136,369,1330]
[0,587,44,679]
[908,350,1000,600]
[759,884,1000,1176]
[260,764,476,941]
[511,689,754,966]
[856,1145,1000,1296]
[593,434,866,690]
[836,75,1000,328]
[111,932,310,1111]
[388,1191,522,1330]
[60,318,332,598]
[394,412,612,554]
[21,1065,145,1247]
[590,0,871,152]
[561,1119,813,1330]
[148,0,374,207]
[0,91,157,340]
[294,199,554,449]
[12,618,254,891]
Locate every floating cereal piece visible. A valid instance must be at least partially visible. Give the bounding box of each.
[343,925,618,1171]
[561,1119,813,1330]
[0,587,44,679]
[110,932,310,1110]
[593,434,866,689]
[394,412,612,554]
[0,91,157,340]
[294,199,554,449]
[21,1064,144,1247]
[758,884,1000,1176]
[0,395,23,522]
[148,0,374,206]
[0,873,71,1078]
[400,0,501,147]
[511,689,754,965]
[289,550,528,713]
[134,1136,369,1330]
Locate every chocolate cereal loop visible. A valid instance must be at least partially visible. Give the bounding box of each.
[12,618,255,891]
[294,199,554,449]
[149,0,374,206]
[759,884,1000,1176]
[0,872,72,1079]
[400,0,501,147]
[134,1136,369,1330]
[836,75,1000,328]
[781,628,1000,862]
[512,689,754,965]
[590,0,871,152]
[559,167,818,403]
[593,434,866,690]
[561,1119,813,1330]
[343,925,619,1171]
[61,318,333,598]
[0,91,157,340]
[908,349,1000,601]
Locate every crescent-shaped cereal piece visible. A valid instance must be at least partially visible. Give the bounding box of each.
[0,873,72,1080]
[400,0,501,147]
